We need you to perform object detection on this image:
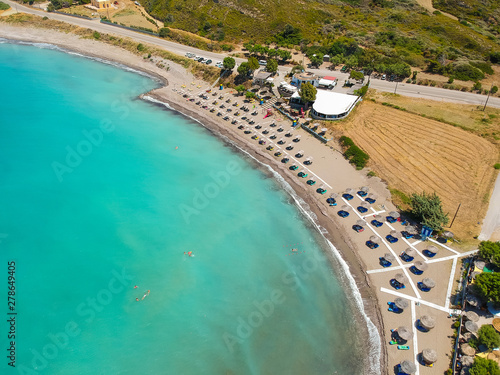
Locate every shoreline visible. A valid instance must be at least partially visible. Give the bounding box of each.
[0,26,387,374]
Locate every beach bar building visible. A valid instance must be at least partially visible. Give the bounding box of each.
[291,72,319,88]
[91,0,111,9]
[289,90,361,120]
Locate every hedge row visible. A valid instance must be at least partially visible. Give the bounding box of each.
[339,136,369,169]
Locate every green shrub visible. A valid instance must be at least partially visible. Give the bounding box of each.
[159,28,170,38]
[470,61,494,75]
[137,43,145,52]
[473,81,482,91]
[92,31,101,40]
[494,163,500,169]
[477,325,500,350]
[0,1,9,10]
[339,136,354,147]
[344,145,369,169]
[367,171,376,177]
[492,86,499,94]
[446,63,485,81]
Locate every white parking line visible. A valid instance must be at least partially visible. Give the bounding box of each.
[381,287,451,313]
[445,257,458,309]
[342,198,421,299]
[428,238,460,255]
[411,300,419,375]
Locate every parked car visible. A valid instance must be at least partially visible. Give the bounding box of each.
[381,74,386,80]
[259,60,267,66]
[205,59,212,65]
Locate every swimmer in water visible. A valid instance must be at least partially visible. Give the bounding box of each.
[134,285,138,289]
[136,298,139,302]
[142,293,147,300]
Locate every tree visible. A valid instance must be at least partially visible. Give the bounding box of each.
[245,91,256,99]
[299,82,317,106]
[235,85,246,95]
[492,86,499,94]
[309,54,323,67]
[277,49,292,62]
[266,59,278,73]
[247,57,259,71]
[354,84,368,97]
[159,28,170,38]
[478,241,500,267]
[223,57,235,70]
[477,325,500,351]
[350,71,364,81]
[410,192,449,231]
[237,62,250,76]
[469,357,500,375]
[475,273,500,304]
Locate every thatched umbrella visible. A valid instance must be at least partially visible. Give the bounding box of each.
[394,297,409,310]
[465,321,479,333]
[384,253,396,263]
[394,274,408,285]
[340,205,351,211]
[369,235,380,243]
[466,295,480,307]
[404,248,417,257]
[389,211,400,218]
[397,326,413,340]
[405,225,417,234]
[419,315,436,330]
[400,360,416,374]
[329,193,338,199]
[345,188,355,194]
[390,230,402,238]
[443,231,454,238]
[461,356,474,367]
[461,343,476,356]
[465,311,479,322]
[422,348,438,364]
[471,271,480,280]
[422,277,436,289]
[360,202,370,209]
[360,186,369,192]
[356,220,366,226]
[367,193,377,199]
[493,318,500,332]
[475,260,485,270]
[373,214,383,221]
[414,261,428,272]
[426,245,439,255]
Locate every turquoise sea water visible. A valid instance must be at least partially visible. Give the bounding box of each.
[0,41,373,375]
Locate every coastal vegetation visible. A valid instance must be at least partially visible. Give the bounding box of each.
[469,356,500,375]
[478,241,500,268]
[409,192,449,231]
[475,272,500,303]
[472,325,500,351]
[0,1,10,10]
[339,136,370,169]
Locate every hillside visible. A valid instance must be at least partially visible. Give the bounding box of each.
[136,0,500,79]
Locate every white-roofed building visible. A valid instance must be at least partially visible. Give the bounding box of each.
[317,76,337,89]
[289,90,361,120]
[311,91,360,120]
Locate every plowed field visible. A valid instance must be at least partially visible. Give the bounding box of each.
[338,101,499,238]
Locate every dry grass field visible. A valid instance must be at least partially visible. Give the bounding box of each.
[335,100,499,239]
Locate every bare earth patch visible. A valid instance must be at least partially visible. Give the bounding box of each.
[337,101,498,238]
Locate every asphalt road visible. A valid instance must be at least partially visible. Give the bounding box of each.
[2,0,500,109]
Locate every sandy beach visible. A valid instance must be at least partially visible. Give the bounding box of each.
[0,23,473,375]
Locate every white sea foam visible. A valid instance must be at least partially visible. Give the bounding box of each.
[141,94,383,375]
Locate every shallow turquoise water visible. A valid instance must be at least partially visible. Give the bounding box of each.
[0,42,368,374]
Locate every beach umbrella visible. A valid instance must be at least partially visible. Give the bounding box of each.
[320,128,327,132]
[340,205,351,211]
[369,235,380,243]
[465,311,479,322]
[465,321,479,333]
[345,188,355,194]
[405,225,417,234]
[367,193,377,199]
[475,260,485,270]
[356,220,366,226]
[419,315,436,330]
[394,274,408,285]
[295,135,301,139]
[305,156,314,161]
[443,231,454,238]
[493,318,500,332]
[394,297,409,310]
[466,295,480,307]
[360,202,370,208]
[404,248,417,257]
[461,356,474,367]
[384,253,396,263]
[360,186,369,192]
[400,360,416,374]
[297,150,304,155]
[461,343,476,356]
[329,193,338,199]
[372,214,383,221]
[422,348,437,364]
[471,271,480,279]
[426,245,439,254]
[389,211,400,218]
[414,261,428,272]
[397,326,413,340]
[422,277,436,289]
[389,230,402,238]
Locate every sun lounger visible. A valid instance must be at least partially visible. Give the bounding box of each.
[397,345,410,350]
[371,220,383,228]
